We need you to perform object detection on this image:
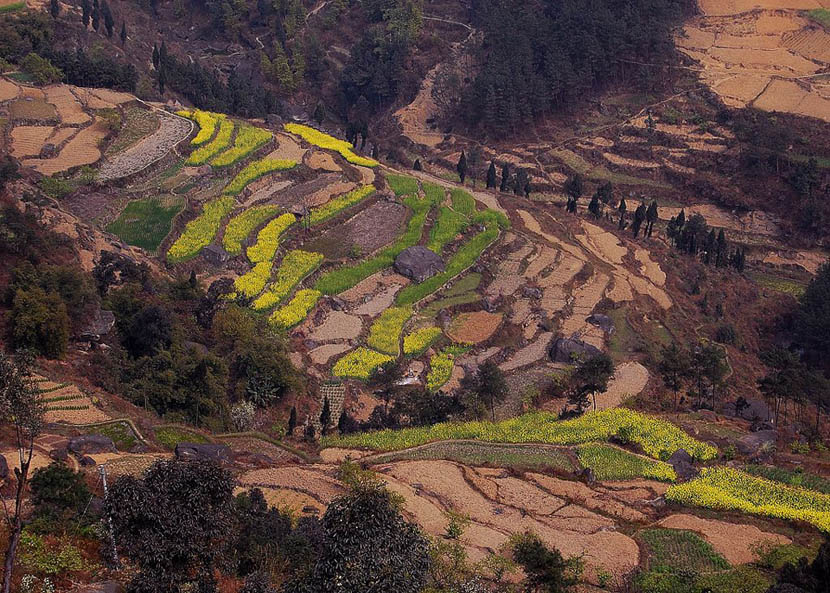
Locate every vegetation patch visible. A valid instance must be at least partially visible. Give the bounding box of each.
[386,173,419,196]
[667,467,830,532]
[450,188,476,216]
[367,306,413,356]
[744,465,830,494]
[427,206,469,254]
[576,444,677,482]
[178,109,221,145]
[308,185,376,226]
[284,123,377,167]
[403,327,442,357]
[426,349,455,392]
[325,408,717,461]
[234,261,273,299]
[749,271,806,297]
[332,347,394,380]
[210,123,273,167]
[223,158,297,196]
[107,196,184,252]
[154,425,211,450]
[186,116,234,165]
[247,213,296,263]
[167,197,235,263]
[638,528,730,574]
[222,205,280,255]
[87,421,137,451]
[806,8,830,27]
[268,288,321,328]
[252,250,323,311]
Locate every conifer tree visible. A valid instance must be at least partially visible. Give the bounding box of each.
[92,0,100,31]
[319,396,331,435]
[82,0,91,27]
[288,405,297,435]
[715,229,727,267]
[500,163,510,192]
[50,0,60,19]
[646,200,658,237]
[413,159,422,171]
[588,194,602,218]
[102,0,114,37]
[618,197,627,230]
[457,151,467,184]
[632,203,647,238]
[120,22,127,46]
[152,43,159,70]
[313,101,325,125]
[486,161,497,189]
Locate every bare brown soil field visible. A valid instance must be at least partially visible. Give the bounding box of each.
[268,133,307,162]
[309,343,352,365]
[595,362,650,409]
[306,151,341,171]
[23,119,108,174]
[73,86,116,109]
[308,311,363,342]
[10,125,54,157]
[44,85,90,125]
[305,200,407,259]
[447,311,502,344]
[0,78,20,102]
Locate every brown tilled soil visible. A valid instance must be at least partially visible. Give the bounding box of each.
[447,311,503,344]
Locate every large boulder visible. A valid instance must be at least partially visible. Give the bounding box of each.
[586,313,615,335]
[68,435,117,455]
[549,337,602,363]
[667,448,698,480]
[174,443,231,463]
[736,430,777,457]
[394,246,445,283]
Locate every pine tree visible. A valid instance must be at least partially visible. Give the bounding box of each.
[371,144,379,160]
[288,406,297,435]
[596,181,613,205]
[524,178,531,199]
[102,0,114,37]
[500,163,510,192]
[120,22,127,46]
[50,0,60,19]
[457,151,467,184]
[319,396,331,435]
[618,198,627,230]
[158,63,166,94]
[564,174,582,201]
[159,41,168,67]
[81,0,91,27]
[715,229,727,267]
[152,44,159,70]
[486,161,497,189]
[632,203,647,238]
[646,200,658,237]
[413,159,422,171]
[703,229,716,264]
[313,101,325,125]
[92,0,100,31]
[588,194,601,218]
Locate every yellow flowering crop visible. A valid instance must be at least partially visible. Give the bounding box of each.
[284,123,378,167]
[211,124,273,167]
[333,348,394,380]
[367,306,413,356]
[222,206,280,255]
[247,213,296,263]
[253,250,323,311]
[223,158,297,196]
[178,109,222,145]
[234,261,273,299]
[308,185,376,226]
[268,289,321,329]
[426,350,454,392]
[403,327,442,357]
[167,197,235,263]
[186,117,234,165]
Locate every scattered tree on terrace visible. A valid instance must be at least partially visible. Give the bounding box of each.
[461,361,508,421]
[646,200,658,237]
[288,405,297,435]
[596,181,614,206]
[157,61,166,93]
[588,194,602,219]
[487,161,497,189]
[515,168,528,197]
[413,158,422,171]
[632,203,647,238]
[372,144,379,160]
[82,0,91,27]
[572,353,614,411]
[30,462,90,524]
[102,0,114,37]
[659,343,691,409]
[793,261,830,372]
[510,531,581,593]
[759,348,808,425]
[618,197,627,229]
[229,488,293,576]
[319,396,331,436]
[108,459,234,593]
[457,151,467,184]
[152,43,159,69]
[690,342,729,410]
[10,287,70,358]
[467,146,483,187]
[50,0,60,19]
[564,174,582,214]
[0,351,44,593]
[500,163,510,192]
[313,101,325,125]
[120,22,126,46]
[703,229,716,265]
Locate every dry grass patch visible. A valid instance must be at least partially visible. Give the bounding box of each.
[9,98,57,121]
[24,119,108,174]
[0,78,20,101]
[44,85,89,125]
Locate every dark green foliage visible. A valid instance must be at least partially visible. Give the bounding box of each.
[457,151,467,183]
[772,537,830,593]
[120,21,126,46]
[487,161,497,189]
[49,0,59,19]
[10,287,69,359]
[632,203,647,238]
[230,488,292,576]
[91,0,99,30]
[794,261,830,370]
[81,0,91,26]
[572,353,614,411]
[658,343,691,408]
[288,405,297,435]
[511,531,581,593]
[93,251,150,295]
[618,197,627,229]
[285,475,430,593]
[101,0,113,37]
[460,361,507,421]
[500,163,510,192]
[313,101,325,124]
[30,463,90,522]
[588,194,602,218]
[20,52,62,84]
[319,396,331,435]
[0,157,19,192]
[108,459,235,593]
[120,304,172,358]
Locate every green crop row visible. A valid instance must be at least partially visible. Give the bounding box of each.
[210,124,273,167]
[386,173,419,196]
[167,197,235,263]
[450,188,476,216]
[268,289,321,329]
[186,117,234,165]
[367,306,413,356]
[223,158,297,196]
[285,123,378,167]
[427,206,469,254]
[253,250,324,311]
[247,213,296,263]
[222,205,280,255]
[308,185,376,226]
[332,347,394,380]
[323,408,718,461]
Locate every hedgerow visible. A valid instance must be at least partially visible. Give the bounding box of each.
[268,289,321,328]
[167,197,235,263]
[367,306,412,356]
[314,194,430,295]
[234,261,273,299]
[332,347,394,380]
[222,206,280,255]
[223,158,297,196]
[210,124,273,167]
[247,213,296,263]
[426,349,454,392]
[323,408,718,461]
[186,117,234,165]
[308,185,376,226]
[427,206,469,254]
[403,327,442,357]
[666,467,830,533]
[253,250,323,311]
[284,123,378,167]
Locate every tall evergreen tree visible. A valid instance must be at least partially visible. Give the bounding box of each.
[102,0,114,37]
[50,0,60,19]
[632,203,647,238]
[659,343,691,409]
[618,197,627,230]
[646,200,658,237]
[288,405,297,435]
[152,43,159,70]
[588,194,602,218]
[456,151,467,184]
[486,161,497,189]
[313,101,325,125]
[81,0,91,27]
[500,163,510,192]
[158,63,166,94]
[120,22,127,46]
[596,181,613,205]
[91,0,100,31]
[715,229,727,267]
[319,396,331,435]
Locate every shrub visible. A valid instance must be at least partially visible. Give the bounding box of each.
[21,53,62,85]
[223,158,297,196]
[268,289,321,328]
[231,400,256,431]
[223,206,280,255]
[403,327,442,357]
[211,124,273,167]
[185,117,234,165]
[323,408,718,461]
[308,185,376,226]
[247,213,296,263]
[19,532,84,575]
[333,348,394,380]
[11,288,69,359]
[167,197,235,263]
[368,306,412,356]
[234,261,273,299]
[666,466,830,532]
[426,350,454,392]
[253,250,324,311]
[576,444,677,482]
[285,122,377,167]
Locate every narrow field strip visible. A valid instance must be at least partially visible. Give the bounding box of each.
[223,158,297,196]
[252,250,324,311]
[268,289,322,328]
[223,205,280,255]
[167,197,235,263]
[186,117,234,165]
[284,123,378,167]
[210,123,273,167]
